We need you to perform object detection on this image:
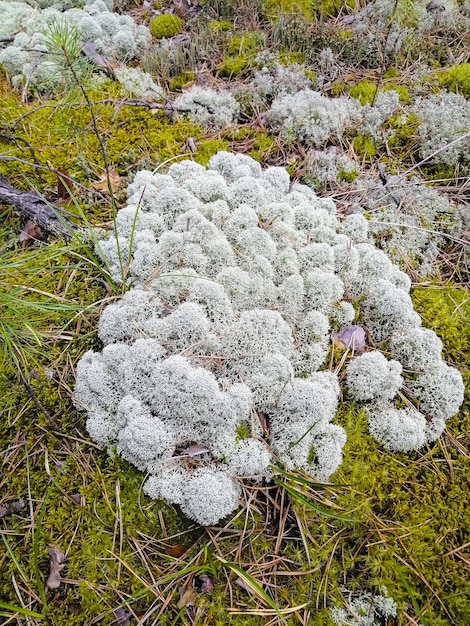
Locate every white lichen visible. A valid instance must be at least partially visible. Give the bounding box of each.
[173,86,239,130]
[74,152,463,525]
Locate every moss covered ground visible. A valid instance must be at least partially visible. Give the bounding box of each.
[1,0,469,624]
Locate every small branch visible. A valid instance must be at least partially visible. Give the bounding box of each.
[0,174,74,240]
[0,155,106,199]
[11,98,167,128]
[0,130,45,182]
[19,369,59,430]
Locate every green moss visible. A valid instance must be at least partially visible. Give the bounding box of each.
[218,54,251,78]
[349,79,410,105]
[352,133,376,159]
[193,138,230,165]
[169,70,195,91]
[437,63,470,97]
[235,423,251,441]
[330,80,347,96]
[248,133,276,161]
[349,79,377,105]
[386,112,419,153]
[264,0,314,21]
[0,81,205,205]
[208,19,232,32]
[221,126,276,162]
[411,286,470,385]
[304,68,316,83]
[312,0,356,19]
[149,13,183,39]
[278,51,305,65]
[337,166,359,182]
[227,32,264,55]
[389,83,411,104]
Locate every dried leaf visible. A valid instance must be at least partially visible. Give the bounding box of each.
[165,544,185,557]
[93,168,120,195]
[187,137,197,153]
[198,573,214,593]
[81,41,115,77]
[9,498,25,514]
[46,545,66,589]
[56,169,72,201]
[258,412,270,437]
[69,494,83,506]
[184,444,210,458]
[44,367,56,381]
[332,325,367,354]
[0,498,25,519]
[19,220,42,244]
[113,607,130,626]
[177,586,197,610]
[173,0,196,18]
[235,576,255,595]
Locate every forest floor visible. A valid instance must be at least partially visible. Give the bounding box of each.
[0,1,469,624]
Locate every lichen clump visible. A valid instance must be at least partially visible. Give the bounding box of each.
[74,152,463,526]
[0,0,151,90]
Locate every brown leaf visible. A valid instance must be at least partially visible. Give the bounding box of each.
[173,0,197,17]
[258,412,270,438]
[332,325,367,354]
[177,586,197,610]
[9,498,25,514]
[165,544,185,557]
[186,137,197,153]
[56,169,72,201]
[93,168,120,195]
[44,367,56,381]
[46,545,66,589]
[19,220,42,244]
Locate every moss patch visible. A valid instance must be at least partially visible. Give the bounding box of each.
[352,133,377,159]
[437,63,470,98]
[217,54,252,78]
[0,79,206,212]
[264,0,314,21]
[149,13,183,39]
[349,79,411,105]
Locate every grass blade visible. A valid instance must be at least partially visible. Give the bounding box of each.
[0,602,44,619]
[1,534,29,584]
[397,566,428,626]
[271,476,355,522]
[270,464,347,489]
[218,558,287,625]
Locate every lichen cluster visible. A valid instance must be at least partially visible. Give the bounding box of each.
[74,152,463,526]
[0,0,151,90]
